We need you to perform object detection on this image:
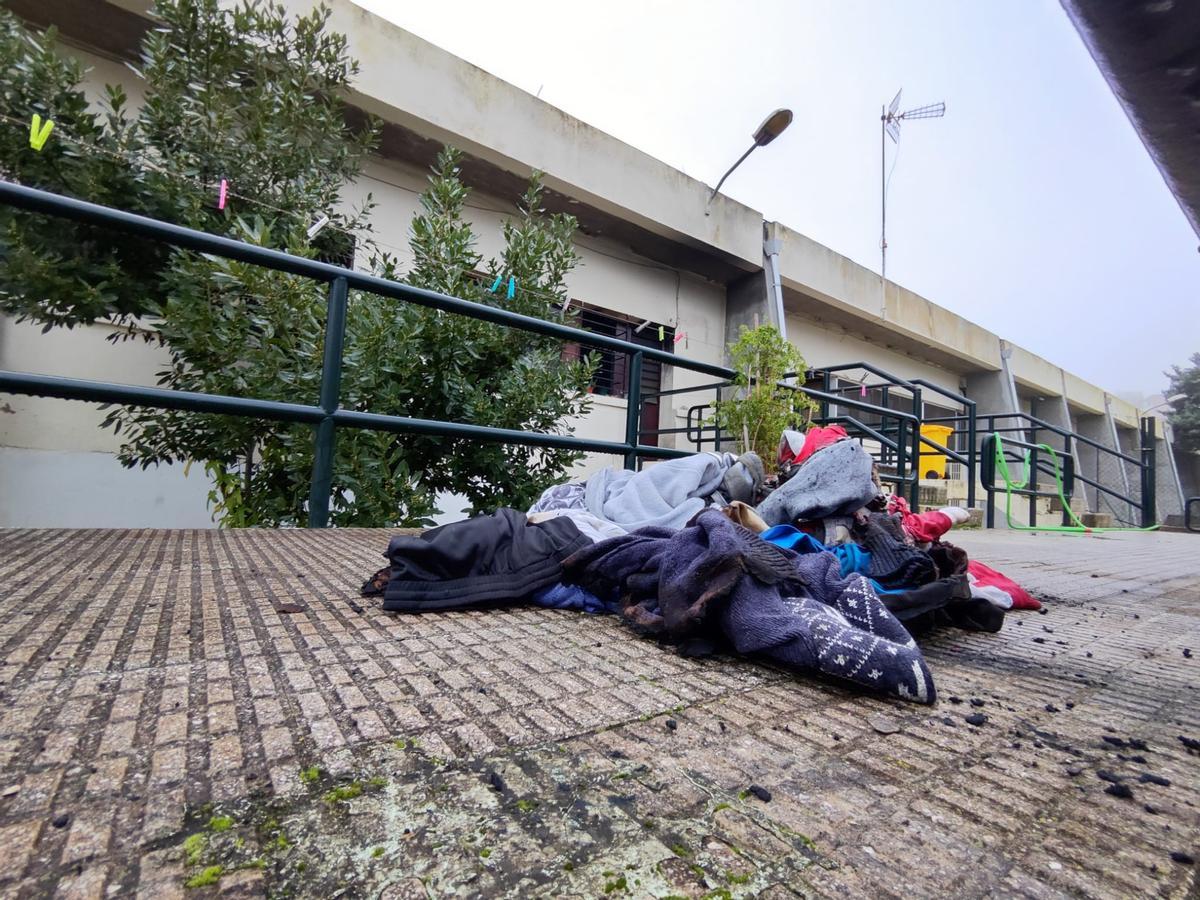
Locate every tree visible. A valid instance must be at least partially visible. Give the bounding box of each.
[1165,353,1200,454]
[711,324,815,471]
[0,2,593,525]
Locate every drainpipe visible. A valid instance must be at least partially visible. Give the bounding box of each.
[763,222,787,341]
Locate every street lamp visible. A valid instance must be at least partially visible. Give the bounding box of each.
[1144,393,1185,414]
[704,108,793,215]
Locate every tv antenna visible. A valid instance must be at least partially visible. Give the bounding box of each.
[880,90,945,314]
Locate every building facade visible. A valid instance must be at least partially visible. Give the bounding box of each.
[0,0,1188,527]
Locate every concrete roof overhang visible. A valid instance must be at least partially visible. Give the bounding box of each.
[1061,0,1200,239]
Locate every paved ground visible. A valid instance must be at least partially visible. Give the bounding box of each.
[0,526,1197,899]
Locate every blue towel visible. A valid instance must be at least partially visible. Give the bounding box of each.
[761,525,903,594]
[530,582,615,615]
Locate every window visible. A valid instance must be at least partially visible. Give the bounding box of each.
[562,305,674,400]
[562,303,674,446]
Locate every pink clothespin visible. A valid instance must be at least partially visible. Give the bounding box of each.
[217,179,228,210]
[673,332,686,345]
[860,383,867,397]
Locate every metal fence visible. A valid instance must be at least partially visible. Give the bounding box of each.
[0,180,735,527]
[0,181,1162,530]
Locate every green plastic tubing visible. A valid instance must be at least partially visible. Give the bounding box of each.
[990,434,1158,534]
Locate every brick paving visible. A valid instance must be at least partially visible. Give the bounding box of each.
[0,526,1197,898]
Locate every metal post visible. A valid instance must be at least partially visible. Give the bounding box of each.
[1140,416,1157,527]
[624,351,644,470]
[909,388,922,511]
[982,434,996,530]
[896,419,907,505]
[881,385,891,466]
[1027,444,1036,528]
[307,277,349,528]
[821,369,831,423]
[880,105,887,319]
[966,404,977,511]
[1061,436,1073,527]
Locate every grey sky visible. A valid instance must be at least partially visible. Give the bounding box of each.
[360,0,1199,397]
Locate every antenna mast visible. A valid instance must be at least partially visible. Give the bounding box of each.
[880,91,945,316]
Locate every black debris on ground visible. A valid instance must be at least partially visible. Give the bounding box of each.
[748,785,772,802]
[965,713,988,727]
[1104,783,1135,799]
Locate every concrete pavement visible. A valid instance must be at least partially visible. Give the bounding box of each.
[0,527,1197,898]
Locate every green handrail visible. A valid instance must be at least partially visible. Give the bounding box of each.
[990,434,1158,533]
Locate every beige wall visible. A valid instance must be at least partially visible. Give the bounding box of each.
[786,312,963,394]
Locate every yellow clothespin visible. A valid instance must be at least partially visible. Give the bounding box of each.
[29,113,55,151]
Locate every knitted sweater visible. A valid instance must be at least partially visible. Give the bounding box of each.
[563,510,937,704]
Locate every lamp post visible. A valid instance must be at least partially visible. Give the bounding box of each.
[1143,393,1185,415]
[704,108,793,216]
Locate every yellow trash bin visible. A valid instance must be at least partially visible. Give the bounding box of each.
[919,424,954,479]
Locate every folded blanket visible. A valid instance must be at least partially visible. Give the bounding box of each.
[583,452,737,531]
[756,439,879,527]
[563,510,937,704]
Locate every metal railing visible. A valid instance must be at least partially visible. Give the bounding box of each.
[645,375,927,509]
[1186,497,1200,533]
[979,431,1077,528]
[975,411,1157,528]
[813,364,978,510]
[0,182,1165,531]
[0,180,740,527]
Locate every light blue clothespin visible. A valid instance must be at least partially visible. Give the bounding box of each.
[506,276,515,300]
[489,275,504,293]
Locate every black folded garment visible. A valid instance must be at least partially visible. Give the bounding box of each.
[371,508,591,612]
[879,574,1005,636]
[853,512,937,590]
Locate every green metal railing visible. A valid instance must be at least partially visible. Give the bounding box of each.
[0,180,739,527]
[0,181,1163,531]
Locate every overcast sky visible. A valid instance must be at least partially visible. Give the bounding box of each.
[359,0,1199,399]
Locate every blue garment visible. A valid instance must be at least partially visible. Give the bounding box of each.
[530,582,615,615]
[760,525,902,594]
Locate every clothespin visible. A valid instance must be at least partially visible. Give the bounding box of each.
[489,275,504,293]
[306,214,330,240]
[860,383,867,397]
[506,276,515,300]
[29,113,55,151]
[658,325,665,342]
[673,331,686,345]
[561,296,572,314]
[634,319,651,334]
[217,179,228,211]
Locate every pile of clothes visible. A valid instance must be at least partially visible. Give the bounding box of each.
[361,428,1040,705]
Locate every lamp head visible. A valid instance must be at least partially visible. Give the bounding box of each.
[753,108,793,147]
